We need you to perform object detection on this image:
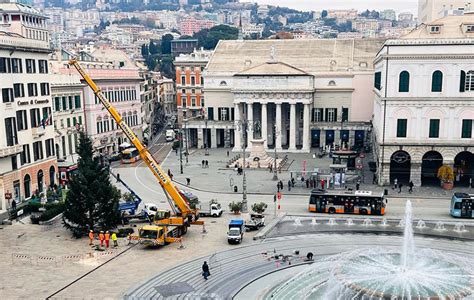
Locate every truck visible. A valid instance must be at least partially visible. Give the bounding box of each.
[165,129,176,142]
[136,225,182,247]
[198,200,223,217]
[227,219,245,244]
[245,213,265,231]
[69,58,203,249]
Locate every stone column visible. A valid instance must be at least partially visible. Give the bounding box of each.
[261,103,268,148]
[289,103,296,151]
[275,103,282,150]
[233,103,241,152]
[247,102,254,141]
[211,128,217,148]
[197,128,204,149]
[410,162,422,187]
[302,104,310,152]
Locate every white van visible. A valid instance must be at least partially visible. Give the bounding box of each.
[165,130,175,142]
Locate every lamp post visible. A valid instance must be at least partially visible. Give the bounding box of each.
[272,123,279,181]
[235,119,253,214]
[204,114,209,156]
[183,108,189,163]
[179,129,183,174]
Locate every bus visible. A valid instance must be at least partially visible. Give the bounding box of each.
[450,192,473,218]
[309,189,386,215]
[121,148,140,164]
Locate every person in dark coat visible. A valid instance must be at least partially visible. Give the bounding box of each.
[288,180,292,191]
[398,182,403,193]
[408,181,414,193]
[202,261,210,280]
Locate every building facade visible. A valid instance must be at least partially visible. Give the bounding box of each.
[372,14,474,187]
[174,48,212,134]
[194,39,384,152]
[179,18,216,36]
[418,0,473,23]
[0,1,57,211]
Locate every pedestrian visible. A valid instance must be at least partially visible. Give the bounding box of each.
[186,178,191,185]
[398,182,403,193]
[201,160,205,168]
[170,173,173,180]
[356,179,360,191]
[175,148,178,155]
[202,261,210,280]
[99,231,105,248]
[409,181,414,193]
[321,179,325,190]
[205,160,208,168]
[291,178,295,187]
[393,178,398,190]
[277,182,280,192]
[111,232,118,247]
[11,198,16,211]
[105,231,110,248]
[88,230,94,246]
[226,150,229,157]
[168,169,172,177]
[306,179,309,188]
[373,173,377,184]
[306,252,314,261]
[288,180,292,191]
[116,173,120,182]
[279,180,283,191]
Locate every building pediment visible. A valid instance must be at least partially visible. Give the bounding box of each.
[235,61,312,77]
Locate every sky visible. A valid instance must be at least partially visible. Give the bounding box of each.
[240,0,419,16]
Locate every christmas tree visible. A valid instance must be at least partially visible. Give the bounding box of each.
[63,132,121,237]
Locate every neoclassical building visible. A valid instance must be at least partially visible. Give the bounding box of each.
[373,14,474,187]
[187,39,384,152]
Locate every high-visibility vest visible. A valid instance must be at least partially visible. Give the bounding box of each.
[89,232,94,240]
[105,233,110,241]
[99,233,104,240]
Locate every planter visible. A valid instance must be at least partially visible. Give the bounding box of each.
[442,182,454,190]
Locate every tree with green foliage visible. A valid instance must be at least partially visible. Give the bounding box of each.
[321,10,328,18]
[161,34,174,54]
[149,41,160,55]
[141,44,149,57]
[63,132,121,237]
[193,25,238,49]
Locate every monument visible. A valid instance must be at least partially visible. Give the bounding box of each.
[229,139,283,169]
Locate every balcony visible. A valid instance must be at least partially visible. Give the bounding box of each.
[32,127,46,138]
[0,144,22,158]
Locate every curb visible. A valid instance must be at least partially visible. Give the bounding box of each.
[254,212,287,240]
[39,212,63,225]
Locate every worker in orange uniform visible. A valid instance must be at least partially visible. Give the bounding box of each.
[105,231,110,248]
[88,230,94,246]
[99,231,105,248]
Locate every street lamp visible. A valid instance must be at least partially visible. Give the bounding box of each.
[183,109,189,163]
[204,113,209,156]
[272,123,280,181]
[235,118,255,214]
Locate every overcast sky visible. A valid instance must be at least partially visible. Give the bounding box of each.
[241,0,418,16]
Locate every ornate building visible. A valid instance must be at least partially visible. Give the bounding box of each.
[372,14,474,187]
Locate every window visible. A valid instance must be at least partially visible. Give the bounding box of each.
[40,83,50,96]
[460,71,466,92]
[181,76,186,85]
[2,88,14,103]
[33,141,44,161]
[312,108,323,122]
[38,59,48,73]
[429,119,440,138]
[74,95,81,108]
[191,97,196,106]
[218,107,229,121]
[62,96,67,110]
[201,77,204,85]
[42,107,51,126]
[30,108,40,128]
[45,139,55,157]
[11,58,22,73]
[461,119,472,138]
[397,119,407,138]
[67,118,71,128]
[325,108,337,122]
[25,59,36,73]
[201,97,205,107]
[68,96,73,110]
[11,155,18,170]
[16,110,27,131]
[27,83,38,97]
[13,83,25,98]
[465,71,474,91]
[374,71,382,90]
[430,26,440,33]
[78,116,82,125]
[399,71,410,92]
[342,107,349,122]
[54,97,60,111]
[0,57,11,73]
[467,25,474,33]
[191,76,195,86]
[5,117,18,146]
[181,96,187,107]
[24,174,31,198]
[20,144,31,165]
[208,107,214,120]
[431,71,443,92]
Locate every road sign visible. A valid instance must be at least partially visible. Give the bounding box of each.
[277,192,281,200]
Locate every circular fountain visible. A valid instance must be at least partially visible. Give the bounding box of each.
[265,201,474,300]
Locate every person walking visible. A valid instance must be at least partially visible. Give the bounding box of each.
[88,230,94,246]
[105,231,110,248]
[320,179,325,190]
[226,150,229,157]
[202,261,210,280]
[186,178,191,185]
[356,179,361,191]
[409,181,414,193]
[116,173,120,182]
[205,160,209,168]
[277,182,280,192]
[99,231,105,248]
[398,182,403,193]
[373,173,377,184]
[168,169,172,177]
[393,178,398,190]
[111,232,118,247]
[201,160,205,168]
[288,180,292,191]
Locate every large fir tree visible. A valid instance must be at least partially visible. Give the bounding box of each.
[63,132,121,237]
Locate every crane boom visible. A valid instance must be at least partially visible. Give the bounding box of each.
[68,58,194,217]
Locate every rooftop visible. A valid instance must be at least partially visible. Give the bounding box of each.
[400,13,474,40]
[206,39,385,75]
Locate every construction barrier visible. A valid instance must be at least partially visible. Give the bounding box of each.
[37,255,58,266]
[11,253,31,264]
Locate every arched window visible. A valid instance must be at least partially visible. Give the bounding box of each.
[431,70,443,92]
[37,170,44,192]
[24,174,31,198]
[465,70,474,92]
[399,71,410,92]
[96,117,102,133]
[49,165,55,187]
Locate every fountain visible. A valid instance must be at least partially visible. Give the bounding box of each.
[345,219,354,226]
[416,220,426,229]
[454,223,467,233]
[435,221,446,232]
[327,218,337,226]
[362,218,373,226]
[379,218,389,227]
[266,200,474,299]
[311,218,318,226]
[397,219,405,227]
[293,218,302,227]
[228,139,282,169]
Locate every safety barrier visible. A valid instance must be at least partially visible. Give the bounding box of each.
[10,249,119,266]
[11,253,31,264]
[37,255,58,266]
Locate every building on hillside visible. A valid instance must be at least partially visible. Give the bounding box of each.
[327,9,358,23]
[398,12,416,28]
[50,73,85,164]
[418,0,473,23]
[54,49,143,155]
[242,24,264,38]
[171,39,199,56]
[174,48,212,134]
[0,1,56,211]
[159,77,176,117]
[179,18,216,36]
[352,19,380,32]
[195,39,384,152]
[380,9,397,21]
[372,14,474,187]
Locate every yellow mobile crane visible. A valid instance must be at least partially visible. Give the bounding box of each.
[68,58,203,246]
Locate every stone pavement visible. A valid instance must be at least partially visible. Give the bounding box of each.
[162,148,471,199]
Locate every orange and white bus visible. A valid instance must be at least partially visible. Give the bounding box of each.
[309,189,386,215]
[121,148,140,164]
